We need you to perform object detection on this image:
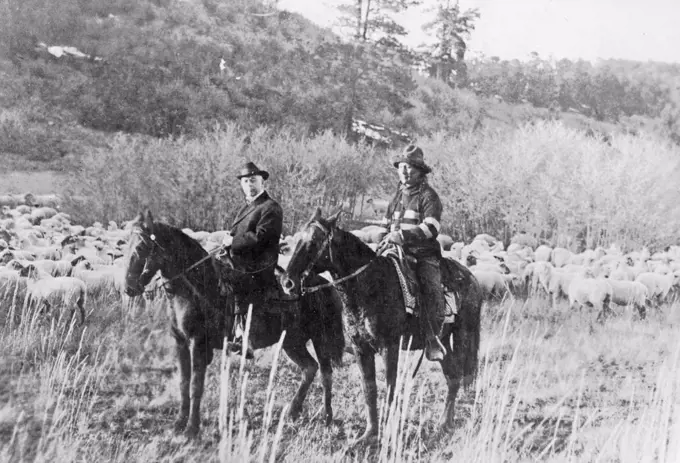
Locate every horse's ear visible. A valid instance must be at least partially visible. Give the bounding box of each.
[328,209,343,227]
[144,210,154,232]
[131,211,144,228]
[310,207,322,223]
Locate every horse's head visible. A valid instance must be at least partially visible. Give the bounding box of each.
[282,208,342,296]
[125,210,165,297]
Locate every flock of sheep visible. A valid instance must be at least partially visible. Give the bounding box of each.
[344,224,680,320]
[0,203,132,323]
[1,199,678,326]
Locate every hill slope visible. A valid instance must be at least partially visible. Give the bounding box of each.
[0,0,677,169]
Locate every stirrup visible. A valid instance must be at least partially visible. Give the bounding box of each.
[425,336,446,362]
[227,340,254,359]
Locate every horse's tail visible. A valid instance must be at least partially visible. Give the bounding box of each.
[441,257,482,390]
[305,275,345,367]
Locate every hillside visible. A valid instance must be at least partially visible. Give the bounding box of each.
[2,0,678,171]
[1,0,343,164]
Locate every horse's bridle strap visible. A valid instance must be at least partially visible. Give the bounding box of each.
[300,221,334,284]
[299,221,372,294]
[301,262,371,295]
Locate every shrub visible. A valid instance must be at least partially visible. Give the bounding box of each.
[62,121,680,252]
[61,124,391,233]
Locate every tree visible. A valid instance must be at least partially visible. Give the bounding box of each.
[421,0,480,85]
[336,0,421,42]
[325,0,418,137]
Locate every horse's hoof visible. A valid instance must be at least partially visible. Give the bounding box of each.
[352,429,378,448]
[183,424,200,440]
[173,418,188,434]
[287,407,302,422]
[437,422,456,437]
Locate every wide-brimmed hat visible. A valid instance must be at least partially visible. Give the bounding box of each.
[236,161,269,180]
[392,145,432,174]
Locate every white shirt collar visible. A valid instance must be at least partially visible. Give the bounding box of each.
[245,190,266,204]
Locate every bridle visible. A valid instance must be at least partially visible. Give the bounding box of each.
[131,231,228,306]
[297,221,371,295]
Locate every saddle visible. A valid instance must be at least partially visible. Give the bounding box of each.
[378,244,458,323]
[233,269,300,316]
[379,244,420,314]
[211,253,299,316]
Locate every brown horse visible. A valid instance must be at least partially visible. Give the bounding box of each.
[282,209,482,444]
[124,211,344,438]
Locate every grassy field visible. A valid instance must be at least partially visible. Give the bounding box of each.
[0,170,65,195]
[0,290,678,462]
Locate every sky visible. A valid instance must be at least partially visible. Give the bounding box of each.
[277,0,680,63]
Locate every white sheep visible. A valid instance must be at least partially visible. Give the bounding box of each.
[0,268,28,306]
[473,233,497,246]
[30,207,58,224]
[70,262,123,300]
[534,245,552,262]
[0,249,36,264]
[6,258,72,277]
[547,268,578,308]
[359,225,387,244]
[19,264,87,324]
[607,261,634,281]
[551,247,572,268]
[448,242,464,260]
[522,261,554,295]
[510,233,538,248]
[472,269,511,301]
[567,269,613,321]
[436,234,454,251]
[635,272,680,306]
[607,279,649,318]
[465,253,510,275]
[502,253,529,275]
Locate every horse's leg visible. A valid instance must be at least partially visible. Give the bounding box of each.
[355,348,379,444]
[637,301,647,320]
[317,353,334,426]
[439,334,462,432]
[384,343,400,409]
[76,292,85,324]
[283,344,318,422]
[173,337,191,434]
[185,337,208,439]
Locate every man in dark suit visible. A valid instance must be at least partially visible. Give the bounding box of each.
[223,161,282,301]
[222,161,292,357]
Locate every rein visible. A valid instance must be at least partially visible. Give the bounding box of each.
[148,234,276,291]
[299,221,372,295]
[301,262,372,295]
[148,236,227,288]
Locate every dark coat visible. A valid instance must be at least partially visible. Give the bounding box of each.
[228,191,283,294]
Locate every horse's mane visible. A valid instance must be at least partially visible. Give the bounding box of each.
[145,222,209,267]
[315,217,381,265]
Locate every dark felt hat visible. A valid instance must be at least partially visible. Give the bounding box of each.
[236,161,269,180]
[392,145,432,174]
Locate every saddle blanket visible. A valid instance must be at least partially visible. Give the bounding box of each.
[381,245,457,324]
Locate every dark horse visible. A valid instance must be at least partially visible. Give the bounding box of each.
[282,209,483,444]
[124,211,345,438]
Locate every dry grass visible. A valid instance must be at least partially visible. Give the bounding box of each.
[0,285,678,462]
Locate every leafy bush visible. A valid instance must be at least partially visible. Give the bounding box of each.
[423,121,680,249]
[62,124,391,233]
[63,122,680,251]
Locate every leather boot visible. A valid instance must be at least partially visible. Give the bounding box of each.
[423,311,446,362]
[263,286,298,302]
